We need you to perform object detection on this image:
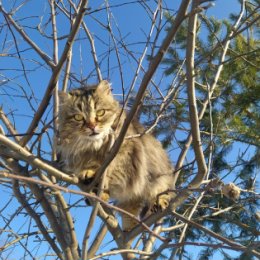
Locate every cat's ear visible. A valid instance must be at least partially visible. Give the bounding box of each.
[96,80,112,95]
[58,91,71,104]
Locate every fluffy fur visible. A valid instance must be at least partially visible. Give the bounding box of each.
[57,80,174,231]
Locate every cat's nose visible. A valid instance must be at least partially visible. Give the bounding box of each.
[87,121,96,131]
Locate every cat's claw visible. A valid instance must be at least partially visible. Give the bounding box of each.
[85,191,110,206]
[100,192,110,202]
[82,169,96,179]
[159,196,169,210]
[151,194,170,213]
[78,169,96,185]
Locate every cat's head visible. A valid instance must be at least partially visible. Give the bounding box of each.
[58,80,119,144]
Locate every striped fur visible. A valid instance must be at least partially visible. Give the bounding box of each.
[57,80,174,231]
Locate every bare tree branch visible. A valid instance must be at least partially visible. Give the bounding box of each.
[0,134,78,183]
[0,5,55,68]
[20,0,89,146]
[12,179,64,259]
[186,0,208,188]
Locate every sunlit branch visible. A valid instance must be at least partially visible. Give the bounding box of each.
[0,108,20,143]
[173,0,247,188]
[88,224,108,258]
[186,0,208,188]
[89,248,152,260]
[0,171,167,242]
[140,219,163,260]
[49,0,59,163]
[0,134,79,184]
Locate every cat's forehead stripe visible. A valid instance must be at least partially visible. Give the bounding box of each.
[73,95,87,110]
[88,96,95,110]
[70,87,96,97]
[69,89,96,112]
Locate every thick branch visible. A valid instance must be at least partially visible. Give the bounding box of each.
[173,0,247,188]
[0,134,78,184]
[186,0,207,188]
[0,109,20,143]
[3,159,74,260]
[0,171,165,242]
[88,224,108,258]
[89,0,190,189]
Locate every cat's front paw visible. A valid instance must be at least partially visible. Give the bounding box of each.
[82,169,96,179]
[79,169,96,185]
[151,193,170,213]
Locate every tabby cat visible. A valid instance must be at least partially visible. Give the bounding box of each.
[57,80,174,231]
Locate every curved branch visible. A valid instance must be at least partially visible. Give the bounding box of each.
[0,134,78,184]
[186,0,207,187]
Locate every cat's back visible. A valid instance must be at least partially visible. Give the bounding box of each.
[128,119,173,174]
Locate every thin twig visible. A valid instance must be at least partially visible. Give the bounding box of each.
[67,0,102,81]
[20,0,89,146]
[0,5,55,68]
[12,180,64,259]
[170,211,260,259]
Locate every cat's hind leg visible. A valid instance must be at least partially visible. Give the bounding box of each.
[118,203,141,232]
[119,203,142,260]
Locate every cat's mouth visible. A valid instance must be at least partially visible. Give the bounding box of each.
[90,132,100,136]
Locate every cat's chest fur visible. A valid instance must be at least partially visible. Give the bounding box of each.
[58,135,108,174]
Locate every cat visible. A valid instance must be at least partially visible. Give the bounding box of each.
[57,80,174,232]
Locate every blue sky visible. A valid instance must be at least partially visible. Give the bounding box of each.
[0,0,253,259]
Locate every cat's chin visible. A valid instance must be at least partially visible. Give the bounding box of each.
[87,133,103,140]
[83,131,108,143]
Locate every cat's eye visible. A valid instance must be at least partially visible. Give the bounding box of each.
[96,109,105,117]
[74,114,84,121]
